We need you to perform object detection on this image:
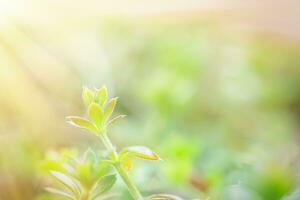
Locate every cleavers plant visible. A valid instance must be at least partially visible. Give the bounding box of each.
[46,86,182,200]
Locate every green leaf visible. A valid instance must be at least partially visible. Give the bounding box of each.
[96,161,114,179]
[120,146,161,161]
[147,194,183,200]
[50,171,82,198]
[61,163,76,174]
[107,115,126,128]
[88,103,103,128]
[95,86,107,107]
[83,148,97,163]
[91,174,117,200]
[45,187,76,200]
[104,97,118,121]
[75,161,91,181]
[100,160,115,166]
[68,157,80,169]
[82,87,95,107]
[95,193,120,200]
[66,116,98,133]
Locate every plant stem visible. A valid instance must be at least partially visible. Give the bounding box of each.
[115,163,143,200]
[99,131,144,200]
[99,131,118,161]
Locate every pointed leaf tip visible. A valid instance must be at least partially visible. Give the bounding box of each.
[104,97,118,121]
[82,87,95,108]
[95,86,108,107]
[107,115,126,128]
[121,146,161,161]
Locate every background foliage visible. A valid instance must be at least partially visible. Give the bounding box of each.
[0,1,300,199]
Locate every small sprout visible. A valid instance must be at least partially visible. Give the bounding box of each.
[120,146,161,161]
[45,149,116,200]
[46,86,183,200]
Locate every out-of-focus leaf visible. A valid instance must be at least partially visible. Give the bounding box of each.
[39,159,64,172]
[120,146,161,161]
[95,87,107,107]
[76,161,91,182]
[68,157,80,168]
[223,184,255,200]
[100,160,115,166]
[45,187,76,200]
[82,87,95,108]
[61,163,76,174]
[50,171,82,198]
[95,161,114,180]
[88,103,103,128]
[251,165,295,200]
[107,115,126,128]
[95,193,120,200]
[147,194,183,200]
[282,190,300,200]
[104,97,118,121]
[66,116,98,133]
[91,174,117,200]
[40,149,78,173]
[83,148,97,164]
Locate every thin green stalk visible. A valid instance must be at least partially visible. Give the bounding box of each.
[115,162,143,200]
[99,131,144,200]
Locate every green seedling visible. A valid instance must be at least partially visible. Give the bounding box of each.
[43,148,117,200]
[46,86,182,200]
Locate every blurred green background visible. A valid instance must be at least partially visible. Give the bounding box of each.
[0,1,300,199]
